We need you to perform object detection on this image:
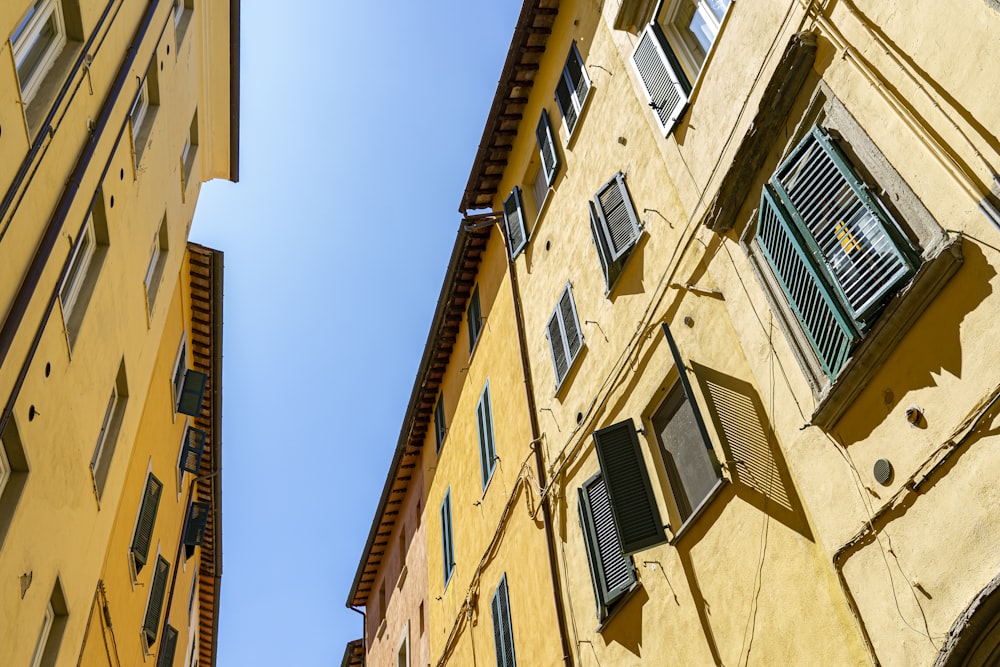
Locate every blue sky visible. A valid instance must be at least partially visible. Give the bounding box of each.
[188,1,523,664]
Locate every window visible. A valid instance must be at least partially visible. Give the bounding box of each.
[546,283,583,389]
[554,42,591,137]
[30,579,67,667]
[172,340,208,417]
[181,110,199,193]
[131,473,163,574]
[174,0,193,45]
[753,124,919,380]
[11,0,67,106]
[490,575,517,667]
[182,501,210,548]
[578,472,638,619]
[652,383,721,523]
[434,394,446,453]
[657,0,730,80]
[592,420,666,553]
[535,110,560,188]
[60,196,110,344]
[0,419,28,549]
[179,426,206,476]
[502,187,528,259]
[144,216,169,313]
[130,56,160,166]
[188,566,198,617]
[441,489,455,587]
[91,363,128,499]
[172,339,187,408]
[476,382,497,489]
[589,172,642,292]
[467,285,483,353]
[142,555,170,649]
[396,624,410,667]
[157,625,179,667]
[130,79,150,144]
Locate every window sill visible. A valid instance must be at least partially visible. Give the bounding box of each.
[595,581,643,633]
[669,477,727,545]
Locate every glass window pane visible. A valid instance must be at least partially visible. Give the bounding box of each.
[653,384,719,521]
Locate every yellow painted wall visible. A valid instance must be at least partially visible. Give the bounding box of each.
[0,0,233,664]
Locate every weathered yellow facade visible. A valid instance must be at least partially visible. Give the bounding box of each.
[0,0,236,665]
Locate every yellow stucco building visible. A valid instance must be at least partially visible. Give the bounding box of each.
[348,0,1000,665]
[0,0,237,665]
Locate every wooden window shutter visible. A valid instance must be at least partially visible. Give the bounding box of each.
[441,491,454,584]
[589,202,615,289]
[434,396,446,453]
[477,384,496,488]
[143,556,170,643]
[131,474,163,568]
[631,22,691,135]
[535,110,560,186]
[157,625,178,667]
[176,369,207,416]
[578,474,637,615]
[546,310,568,385]
[546,284,584,386]
[179,426,206,474]
[594,173,641,262]
[183,501,211,546]
[503,187,528,258]
[467,286,482,353]
[592,420,666,554]
[491,575,517,667]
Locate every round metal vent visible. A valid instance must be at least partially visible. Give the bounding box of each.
[873,458,893,485]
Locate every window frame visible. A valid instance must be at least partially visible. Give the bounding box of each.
[476,381,497,490]
[11,0,68,107]
[535,110,560,188]
[554,42,591,139]
[657,0,730,83]
[172,336,187,413]
[144,216,169,314]
[502,187,529,259]
[396,623,410,667]
[28,601,54,667]
[59,212,96,321]
[546,282,584,390]
[440,489,455,588]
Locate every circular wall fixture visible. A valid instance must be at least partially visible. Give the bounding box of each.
[166,44,170,55]
[120,167,124,180]
[545,240,552,252]
[44,363,51,377]
[576,412,584,425]
[873,458,893,485]
[28,405,37,421]
[109,195,115,208]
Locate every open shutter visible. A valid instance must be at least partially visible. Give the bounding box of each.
[632,23,691,135]
[157,625,178,667]
[183,501,211,546]
[592,420,666,554]
[559,287,582,362]
[467,286,482,353]
[176,370,207,416]
[179,427,206,474]
[772,126,918,324]
[546,310,568,384]
[503,188,528,258]
[578,474,638,615]
[131,474,163,568]
[434,396,447,453]
[491,576,517,667]
[535,110,560,186]
[143,556,170,643]
[594,173,641,262]
[589,202,615,289]
[757,185,858,378]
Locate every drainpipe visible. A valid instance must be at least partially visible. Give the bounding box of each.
[0,0,166,437]
[349,605,367,664]
[464,213,575,666]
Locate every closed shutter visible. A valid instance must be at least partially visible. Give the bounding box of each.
[183,501,211,546]
[157,625,178,667]
[578,474,638,615]
[593,420,666,554]
[441,491,454,584]
[477,384,496,488]
[491,575,517,667]
[546,285,584,387]
[503,188,528,258]
[176,370,207,416]
[535,110,560,186]
[594,173,641,262]
[467,286,482,353]
[772,126,918,324]
[131,474,163,568]
[179,427,206,474]
[143,556,170,643]
[632,23,691,135]
[434,396,446,453]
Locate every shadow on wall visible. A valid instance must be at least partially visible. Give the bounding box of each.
[836,240,994,445]
[597,584,648,658]
[691,362,814,542]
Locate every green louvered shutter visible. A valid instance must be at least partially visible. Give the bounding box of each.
[772,126,918,325]
[535,110,560,186]
[503,187,528,258]
[578,474,637,615]
[131,474,163,569]
[632,23,691,135]
[593,420,666,554]
[491,575,517,667]
[157,625,178,667]
[594,173,642,262]
[179,427,206,474]
[434,395,447,453]
[441,490,454,584]
[758,184,859,378]
[468,286,482,353]
[143,556,170,643]
[477,383,496,488]
[183,501,211,546]
[176,370,207,416]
